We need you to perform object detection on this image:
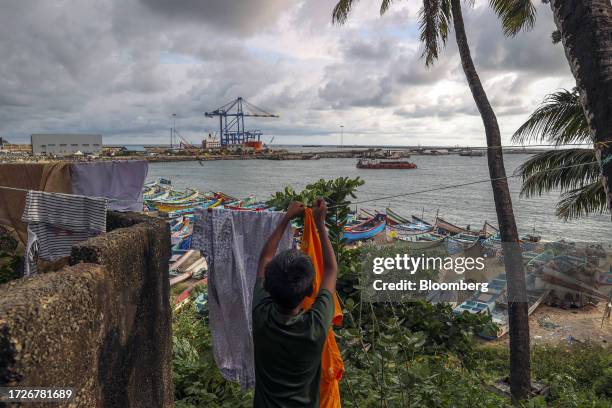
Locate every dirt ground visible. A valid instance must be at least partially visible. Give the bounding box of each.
[489,302,612,346]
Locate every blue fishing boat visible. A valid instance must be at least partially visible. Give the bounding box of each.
[343,215,386,243]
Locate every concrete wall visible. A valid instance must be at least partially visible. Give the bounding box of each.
[0,212,173,408]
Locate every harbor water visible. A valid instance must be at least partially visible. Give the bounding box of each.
[147,154,611,242]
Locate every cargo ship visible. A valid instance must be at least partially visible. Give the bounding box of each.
[356,158,417,169]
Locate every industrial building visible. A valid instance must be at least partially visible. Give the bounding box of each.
[31,134,103,156]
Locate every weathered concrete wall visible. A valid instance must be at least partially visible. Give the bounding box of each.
[0,212,173,408]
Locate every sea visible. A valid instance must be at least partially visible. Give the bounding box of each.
[146,150,611,242]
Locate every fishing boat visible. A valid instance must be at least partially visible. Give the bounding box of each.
[385,207,411,225]
[170,217,192,245]
[343,214,386,243]
[435,216,490,242]
[395,232,446,250]
[386,220,433,242]
[434,217,471,235]
[411,215,432,226]
[223,196,269,211]
[150,189,200,204]
[444,235,481,256]
[163,198,223,217]
[356,158,417,170]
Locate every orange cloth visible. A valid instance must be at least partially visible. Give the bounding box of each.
[300,208,344,408]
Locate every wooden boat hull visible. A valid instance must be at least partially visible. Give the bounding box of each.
[385,207,411,225]
[344,221,386,243]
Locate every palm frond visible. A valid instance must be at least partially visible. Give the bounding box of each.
[556,180,608,220]
[380,0,395,15]
[489,0,537,36]
[512,88,592,146]
[515,149,600,197]
[332,0,358,25]
[418,0,452,67]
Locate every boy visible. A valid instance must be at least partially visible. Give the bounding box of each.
[252,199,338,407]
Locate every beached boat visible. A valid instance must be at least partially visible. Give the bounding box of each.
[386,221,433,242]
[151,190,200,204]
[162,198,223,217]
[385,207,411,225]
[434,216,491,241]
[223,196,269,211]
[356,158,417,170]
[170,217,192,245]
[343,215,386,243]
[434,217,471,235]
[411,215,432,226]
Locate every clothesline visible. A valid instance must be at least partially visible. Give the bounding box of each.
[0,184,143,204]
[367,142,610,149]
[328,160,601,209]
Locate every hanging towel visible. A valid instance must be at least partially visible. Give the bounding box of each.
[70,161,148,211]
[21,191,107,275]
[0,162,72,244]
[191,208,292,389]
[300,208,344,408]
[24,226,40,276]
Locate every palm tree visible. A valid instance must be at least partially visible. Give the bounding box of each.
[512,88,608,219]
[493,0,612,219]
[333,0,533,402]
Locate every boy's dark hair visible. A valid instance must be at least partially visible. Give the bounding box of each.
[264,249,315,309]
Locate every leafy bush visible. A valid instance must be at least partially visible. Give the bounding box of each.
[0,251,21,284]
[173,293,252,408]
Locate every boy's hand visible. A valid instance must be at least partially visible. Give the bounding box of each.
[313,198,327,225]
[286,201,305,219]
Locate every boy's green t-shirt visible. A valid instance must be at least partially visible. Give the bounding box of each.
[252,277,334,408]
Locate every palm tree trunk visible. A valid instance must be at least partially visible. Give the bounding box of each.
[548,0,612,219]
[450,0,531,402]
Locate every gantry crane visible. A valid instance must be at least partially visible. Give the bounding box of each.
[205,97,279,146]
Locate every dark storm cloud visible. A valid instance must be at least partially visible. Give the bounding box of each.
[344,38,394,60]
[466,4,570,77]
[139,0,293,35]
[0,0,575,144]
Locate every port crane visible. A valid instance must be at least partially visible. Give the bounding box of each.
[205,97,278,146]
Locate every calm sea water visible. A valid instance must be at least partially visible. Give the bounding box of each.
[146,154,610,242]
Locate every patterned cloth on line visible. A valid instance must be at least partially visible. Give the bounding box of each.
[21,191,107,276]
[190,208,293,389]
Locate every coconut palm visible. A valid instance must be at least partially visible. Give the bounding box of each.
[512,88,608,219]
[332,0,533,401]
[492,0,612,218]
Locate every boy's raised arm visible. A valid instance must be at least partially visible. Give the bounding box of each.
[313,198,338,294]
[257,201,304,278]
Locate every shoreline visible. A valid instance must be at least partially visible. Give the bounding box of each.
[0,147,546,164]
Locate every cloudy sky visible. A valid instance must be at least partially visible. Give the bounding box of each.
[0,0,574,146]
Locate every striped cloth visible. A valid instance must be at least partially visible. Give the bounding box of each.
[21,191,107,276]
